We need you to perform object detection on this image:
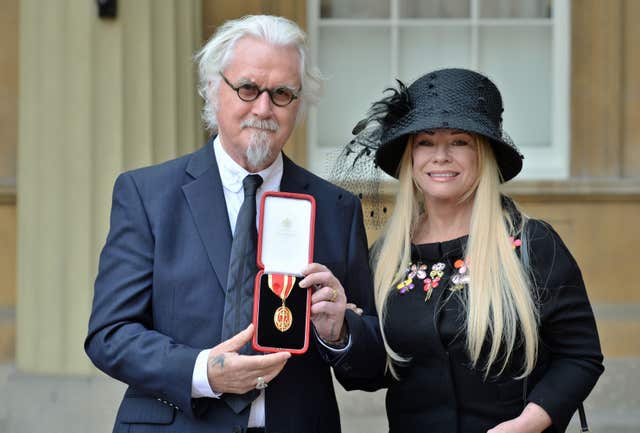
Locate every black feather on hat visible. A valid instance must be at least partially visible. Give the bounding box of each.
[352,80,412,135]
[346,80,412,167]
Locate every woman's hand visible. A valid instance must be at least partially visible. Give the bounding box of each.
[300,263,348,345]
[487,402,552,433]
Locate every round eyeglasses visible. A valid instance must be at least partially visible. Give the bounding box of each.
[220,72,300,107]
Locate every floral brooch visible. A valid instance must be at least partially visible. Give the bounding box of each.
[396,235,521,300]
[396,261,445,301]
[509,236,522,249]
[396,263,426,294]
[450,259,470,292]
[423,262,445,301]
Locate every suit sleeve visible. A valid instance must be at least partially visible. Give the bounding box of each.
[321,195,387,390]
[84,172,202,419]
[525,220,604,432]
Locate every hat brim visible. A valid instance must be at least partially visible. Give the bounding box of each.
[375,110,523,182]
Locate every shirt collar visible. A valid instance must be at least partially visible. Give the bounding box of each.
[213,135,283,193]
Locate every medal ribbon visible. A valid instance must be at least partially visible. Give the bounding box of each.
[268,274,296,300]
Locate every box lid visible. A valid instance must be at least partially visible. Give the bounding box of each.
[257,192,315,275]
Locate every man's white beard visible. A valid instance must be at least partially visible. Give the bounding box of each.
[246,130,273,171]
[241,118,279,171]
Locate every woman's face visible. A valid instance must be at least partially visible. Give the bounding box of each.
[411,129,479,205]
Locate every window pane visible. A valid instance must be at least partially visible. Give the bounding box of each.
[480,0,551,18]
[478,26,551,148]
[317,27,391,148]
[399,0,470,18]
[399,27,470,81]
[321,0,389,18]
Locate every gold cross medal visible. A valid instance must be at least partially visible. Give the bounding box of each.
[268,274,296,332]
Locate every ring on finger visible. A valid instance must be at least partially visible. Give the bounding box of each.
[329,287,338,302]
[256,376,268,390]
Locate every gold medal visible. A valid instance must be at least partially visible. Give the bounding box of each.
[274,305,293,332]
[268,274,296,332]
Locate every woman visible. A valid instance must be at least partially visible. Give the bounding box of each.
[337,68,604,433]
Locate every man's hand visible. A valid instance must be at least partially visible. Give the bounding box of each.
[300,263,348,344]
[206,324,291,394]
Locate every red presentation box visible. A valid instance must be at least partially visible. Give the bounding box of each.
[252,191,315,354]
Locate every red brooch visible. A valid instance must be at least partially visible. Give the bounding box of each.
[424,262,445,301]
[509,236,522,249]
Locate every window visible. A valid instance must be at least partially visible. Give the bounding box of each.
[306,0,570,180]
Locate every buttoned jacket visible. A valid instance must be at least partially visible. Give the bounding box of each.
[85,139,384,433]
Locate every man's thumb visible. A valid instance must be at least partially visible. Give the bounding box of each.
[221,323,254,352]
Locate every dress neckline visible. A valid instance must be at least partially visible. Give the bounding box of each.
[411,235,468,261]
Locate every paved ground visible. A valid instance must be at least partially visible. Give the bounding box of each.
[1,358,638,432]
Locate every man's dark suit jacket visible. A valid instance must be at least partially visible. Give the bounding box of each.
[85,140,384,433]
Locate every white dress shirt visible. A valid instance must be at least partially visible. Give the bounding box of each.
[190,136,351,427]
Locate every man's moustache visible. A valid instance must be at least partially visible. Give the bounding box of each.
[240,118,279,132]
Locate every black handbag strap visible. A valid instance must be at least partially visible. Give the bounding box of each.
[577,403,589,432]
[523,377,590,432]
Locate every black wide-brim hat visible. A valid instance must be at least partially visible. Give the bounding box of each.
[373,68,523,182]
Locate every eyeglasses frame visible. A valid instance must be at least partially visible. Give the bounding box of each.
[219,72,301,107]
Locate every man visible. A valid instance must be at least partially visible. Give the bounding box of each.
[85,15,383,433]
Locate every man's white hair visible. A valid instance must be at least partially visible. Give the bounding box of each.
[194,15,323,132]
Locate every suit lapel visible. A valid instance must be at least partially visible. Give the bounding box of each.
[280,154,311,194]
[182,140,232,293]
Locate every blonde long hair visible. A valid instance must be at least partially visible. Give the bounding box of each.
[372,135,538,378]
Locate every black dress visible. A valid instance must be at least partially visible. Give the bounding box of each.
[337,219,603,433]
